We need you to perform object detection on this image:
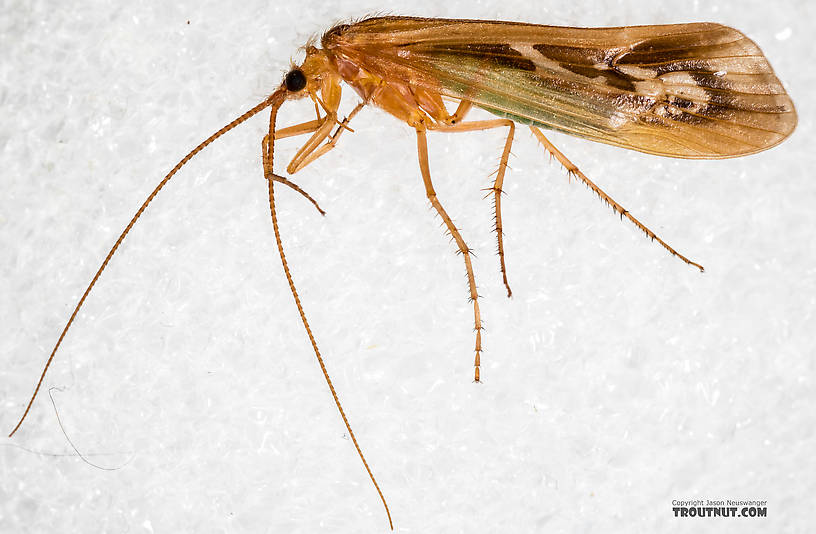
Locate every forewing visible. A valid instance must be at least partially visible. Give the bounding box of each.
[328,18,796,158]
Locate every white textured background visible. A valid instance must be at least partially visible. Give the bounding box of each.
[1,0,813,532]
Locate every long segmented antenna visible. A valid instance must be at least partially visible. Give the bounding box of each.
[263,101,394,530]
[9,91,284,438]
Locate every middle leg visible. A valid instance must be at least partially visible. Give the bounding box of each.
[431,118,516,297]
[415,123,483,382]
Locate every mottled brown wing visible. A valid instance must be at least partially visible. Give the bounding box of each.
[324,17,796,158]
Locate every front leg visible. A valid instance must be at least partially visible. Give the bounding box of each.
[262,131,325,215]
[286,103,365,174]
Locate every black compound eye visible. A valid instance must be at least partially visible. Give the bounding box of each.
[285,69,307,92]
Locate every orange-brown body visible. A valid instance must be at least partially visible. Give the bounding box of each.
[11,15,796,532]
